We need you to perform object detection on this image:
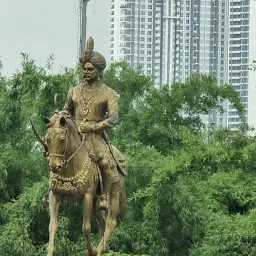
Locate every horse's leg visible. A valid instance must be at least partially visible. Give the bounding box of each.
[47,191,61,256]
[97,192,120,255]
[83,193,98,256]
[94,199,106,239]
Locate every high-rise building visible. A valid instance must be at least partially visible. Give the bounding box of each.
[227,0,256,130]
[110,0,165,88]
[110,0,256,129]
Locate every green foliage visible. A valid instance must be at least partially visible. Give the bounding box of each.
[128,129,256,256]
[103,61,152,116]
[102,254,151,256]
[103,61,153,150]
[0,54,80,205]
[105,69,244,154]
[0,57,255,256]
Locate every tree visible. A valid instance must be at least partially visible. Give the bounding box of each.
[0,54,80,204]
[104,70,244,154]
[0,57,255,256]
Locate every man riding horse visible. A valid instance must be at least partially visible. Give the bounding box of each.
[62,37,119,211]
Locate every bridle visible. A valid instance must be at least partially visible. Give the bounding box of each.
[47,126,86,168]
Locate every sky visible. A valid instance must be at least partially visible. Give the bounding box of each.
[0,0,111,76]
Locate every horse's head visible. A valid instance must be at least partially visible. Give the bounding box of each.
[44,114,69,172]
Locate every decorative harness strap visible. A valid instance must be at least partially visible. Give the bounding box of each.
[48,129,86,167]
[64,133,86,165]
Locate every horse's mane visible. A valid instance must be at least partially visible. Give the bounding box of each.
[46,110,77,132]
[58,110,73,121]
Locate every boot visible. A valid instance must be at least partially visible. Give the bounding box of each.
[98,162,112,211]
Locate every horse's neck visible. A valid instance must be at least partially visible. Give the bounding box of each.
[65,121,85,173]
[66,122,81,154]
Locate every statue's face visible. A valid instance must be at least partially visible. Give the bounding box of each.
[83,62,99,82]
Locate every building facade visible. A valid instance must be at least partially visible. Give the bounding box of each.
[227,0,256,130]
[110,0,165,88]
[110,0,256,129]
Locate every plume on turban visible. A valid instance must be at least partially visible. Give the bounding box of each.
[79,37,106,72]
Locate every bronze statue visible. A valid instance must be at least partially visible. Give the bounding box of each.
[35,37,127,256]
[63,36,122,211]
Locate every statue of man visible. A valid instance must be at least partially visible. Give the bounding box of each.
[62,37,118,211]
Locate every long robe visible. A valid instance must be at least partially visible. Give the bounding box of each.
[63,81,118,166]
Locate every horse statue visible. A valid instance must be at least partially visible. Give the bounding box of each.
[33,111,127,256]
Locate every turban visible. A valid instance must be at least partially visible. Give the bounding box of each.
[79,37,106,72]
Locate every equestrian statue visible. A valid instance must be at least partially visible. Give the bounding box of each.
[33,37,127,256]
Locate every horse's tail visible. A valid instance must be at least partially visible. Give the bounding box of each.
[119,185,127,217]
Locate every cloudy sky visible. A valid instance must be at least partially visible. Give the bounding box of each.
[0,0,111,76]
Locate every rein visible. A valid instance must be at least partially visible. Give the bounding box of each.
[65,133,86,165]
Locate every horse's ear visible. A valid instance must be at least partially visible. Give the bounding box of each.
[43,117,50,124]
[60,116,66,127]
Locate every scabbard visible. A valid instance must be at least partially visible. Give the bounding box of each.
[102,131,127,176]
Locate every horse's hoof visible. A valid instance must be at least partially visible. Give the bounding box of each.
[47,249,54,256]
[88,248,98,256]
